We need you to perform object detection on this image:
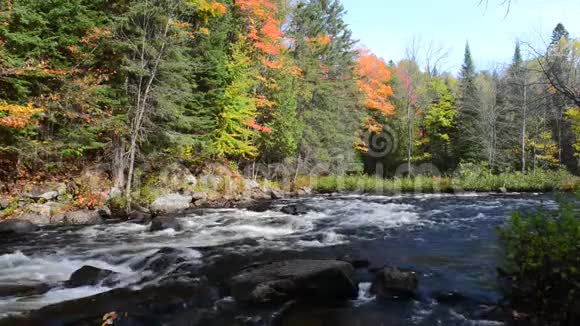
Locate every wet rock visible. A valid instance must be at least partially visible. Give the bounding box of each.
[0,283,50,298]
[281,204,310,215]
[0,219,38,234]
[8,280,218,326]
[151,193,192,216]
[371,266,418,299]
[150,216,183,232]
[65,265,118,288]
[228,259,358,304]
[338,255,371,269]
[57,209,104,225]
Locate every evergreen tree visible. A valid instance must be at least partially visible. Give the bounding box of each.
[550,22,570,48]
[288,0,362,175]
[455,42,483,163]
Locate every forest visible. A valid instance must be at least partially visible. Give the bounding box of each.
[0,0,579,207]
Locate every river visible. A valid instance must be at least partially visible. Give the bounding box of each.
[0,193,557,325]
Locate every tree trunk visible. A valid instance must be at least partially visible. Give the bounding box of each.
[521,71,527,173]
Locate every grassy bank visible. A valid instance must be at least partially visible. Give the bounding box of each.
[298,169,578,194]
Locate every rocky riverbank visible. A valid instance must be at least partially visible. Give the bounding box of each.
[0,163,312,231]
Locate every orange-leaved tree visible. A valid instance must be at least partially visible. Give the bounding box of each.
[354,51,395,153]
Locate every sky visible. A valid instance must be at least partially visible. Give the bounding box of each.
[340,0,580,73]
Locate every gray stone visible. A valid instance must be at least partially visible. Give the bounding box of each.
[150,193,192,216]
[15,203,54,224]
[39,191,59,201]
[0,198,10,210]
[229,260,357,304]
[0,220,38,234]
[371,267,418,299]
[61,210,103,225]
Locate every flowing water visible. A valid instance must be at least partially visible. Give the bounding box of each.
[0,193,558,325]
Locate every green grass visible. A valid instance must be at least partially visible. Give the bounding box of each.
[306,169,578,194]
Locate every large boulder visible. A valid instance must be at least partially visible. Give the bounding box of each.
[65,265,119,288]
[150,193,192,216]
[150,216,183,232]
[228,260,358,304]
[4,279,218,325]
[53,209,104,225]
[370,266,418,299]
[15,203,55,224]
[0,219,38,235]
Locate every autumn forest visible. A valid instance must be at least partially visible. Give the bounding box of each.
[0,0,579,206]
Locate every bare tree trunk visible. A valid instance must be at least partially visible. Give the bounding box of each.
[521,71,527,173]
[124,4,172,213]
[112,135,126,190]
[406,100,412,177]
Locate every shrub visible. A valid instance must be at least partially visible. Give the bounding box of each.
[498,192,580,325]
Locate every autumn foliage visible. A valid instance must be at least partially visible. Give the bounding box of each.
[0,102,43,129]
[355,52,395,116]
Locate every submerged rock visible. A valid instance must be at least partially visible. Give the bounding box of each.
[150,216,183,232]
[0,283,50,298]
[228,259,358,304]
[371,266,418,299]
[0,219,38,234]
[280,204,310,215]
[66,265,118,288]
[150,193,192,216]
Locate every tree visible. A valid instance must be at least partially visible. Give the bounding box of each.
[116,0,201,211]
[424,77,457,171]
[455,42,483,163]
[212,35,259,159]
[288,0,361,176]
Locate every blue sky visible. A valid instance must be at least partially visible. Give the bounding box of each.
[341,0,580,73]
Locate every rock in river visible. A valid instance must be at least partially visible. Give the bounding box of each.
[3,279,218,326]
[150,216,183,232]
[0,220,38,235]
[370,266,418,299]
[280,204,311,215]
[65,265,119,288]
[228,259,358,304]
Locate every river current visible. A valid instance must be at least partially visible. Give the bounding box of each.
[0,193,557,325]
